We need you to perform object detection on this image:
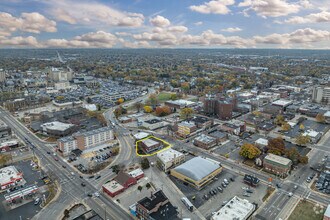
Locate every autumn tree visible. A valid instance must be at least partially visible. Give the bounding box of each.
[155,106,171,117]
[116,98,124,105]
[114,107,122,118]
[281,123,291,131]
[180,108,194,120]
[298,155,309,164]
[239,143,261,159]
[295,134,311,146]
[56,96,65,101]
[0,154,12,167]
[170,93,177,101]
[285,147,300,164]
[181,82,190,94]
[274,115,285,126]
[316,113,325,123]
[143,105,153,113]
[267,137,285,155]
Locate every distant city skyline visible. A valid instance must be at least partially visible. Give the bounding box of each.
[0,0,330,49]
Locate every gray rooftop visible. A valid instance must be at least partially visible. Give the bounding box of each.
[173,157,221,182]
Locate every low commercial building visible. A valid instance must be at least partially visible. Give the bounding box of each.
[136,190,178,220]
[177,121,197,138]
[41,121,77,137]
[165,99,196,109]
[0,121,11,141]
[302,130,322,144]
[139,138,161,154]
[133,132,150,140]
[193,134,217,149]
[128,169,144,181]
[208,131,228,144]
[0,166,24,190]
[0,140,19,152]
[157,148,185,172]
[102,180,125,197]
[255,138,268,148]
[102,171,137,197]
[190,116,213,129]
[211,196,256,220]
[57,127,114,156]
[263,153,292,176]
[170,157,223,189]
[141,118,168,130]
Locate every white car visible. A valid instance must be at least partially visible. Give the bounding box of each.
[288,192,293,197]
[94,192,100,197]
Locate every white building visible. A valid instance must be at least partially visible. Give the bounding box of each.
[57,127,114,156]
[312,86,330,104]
[157,148,185,172]
[54,81,71,90]
[0,70,6,82]
[211,196,255,220]
[255,138,268,148]
[0,166,24,190]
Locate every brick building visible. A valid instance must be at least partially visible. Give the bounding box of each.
[263,154,292,176]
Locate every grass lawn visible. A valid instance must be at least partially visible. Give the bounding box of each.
[157,92,174,102]
[288,201,325,220]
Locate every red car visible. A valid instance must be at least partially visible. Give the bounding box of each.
[54,157,59,161]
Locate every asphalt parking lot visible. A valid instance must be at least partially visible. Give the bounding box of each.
[0,160,46,220]
[170,169,268,217]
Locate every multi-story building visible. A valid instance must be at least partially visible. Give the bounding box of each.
[0,69,6,82]
[138,139,161,154]
[157,148,185,173]
[312,85,330,104]
[57,127,114,156]
[204,94,236,120]
[177,121,197,138]
[263,153,292,176]
[136,190,178,220]
[48,67,73,82]
[193,134,217,149]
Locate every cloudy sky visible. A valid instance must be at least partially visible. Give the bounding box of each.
[0,0,330,49]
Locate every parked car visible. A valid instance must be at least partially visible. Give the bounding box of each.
[203,195,209,200]
[34,198,41,205]
[221,182,227,188]
[230,177,235,182]
[62,165,66,169]
[217,186,223,192]
[95,175,101,180]
[89,175,95,179]
[246,189,253,193]
[224,179,229,185]
[87,193,93,197]
[243,193,250,197]
[288,192,293,197]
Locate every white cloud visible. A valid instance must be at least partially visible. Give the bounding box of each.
[238,0,301,17]
[168,25,188,33]
[189,0,235,14]
[221,27,242,32]
[0,36,39,47]
[45,31,118,48]
[253,28,330,45]
[283,11,330,24]
[47,0,144,27]
[0,12,56,36]
[149,15,170,27]
[194,21,203,26]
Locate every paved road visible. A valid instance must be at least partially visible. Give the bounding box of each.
[0,107,132,220]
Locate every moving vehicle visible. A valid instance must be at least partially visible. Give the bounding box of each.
[95,175,101,180]
[181,197,194,212]
[94,192,100,197]
[288,192,293,197]
[62,165,66,168]
[81,182,86,187]
[34,198,41,205]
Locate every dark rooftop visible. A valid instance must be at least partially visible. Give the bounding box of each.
[137,190,168,211]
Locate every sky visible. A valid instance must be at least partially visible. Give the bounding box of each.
[0,0,330,49]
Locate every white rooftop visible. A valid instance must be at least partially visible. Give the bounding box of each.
[102,180,124,193]
[272,99,293,107]
[167,99,195,106]
[255,138,268,146]
[128,169,144,178]
[83,104,97,111]
[325,204,330,217]
[303,130,320,138]
[0,166,22,185]
[157,148,184,163]
[178,121,196,128]
[194,134,216,143]
[211,196,255,220]
[41,121,74,131]
[142,138,159,147]
[324,111,330,117]
[133,132,150,140]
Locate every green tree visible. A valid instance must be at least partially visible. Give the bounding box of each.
[239,143,261,159]
[285,147,300,164]
[146,182,151,189]
[170,93,177,100]
[180,108,194,120]
[138,185,143,192]
[274,115,285,126]
[140,158,150,169]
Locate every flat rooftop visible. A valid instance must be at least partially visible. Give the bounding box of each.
[272,99,293,107]
[102,180,124,194]
[194,134,216,143]
[141,138,159,147]
[211,196,255,220]
[265,153,292,166]
[41,121,75,131]
[157,148,184,163]
[133,132,150,140]
[0,166,22,185]
[166,99,195,106]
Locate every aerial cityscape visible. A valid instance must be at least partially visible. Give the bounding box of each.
[0,1,330,220]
